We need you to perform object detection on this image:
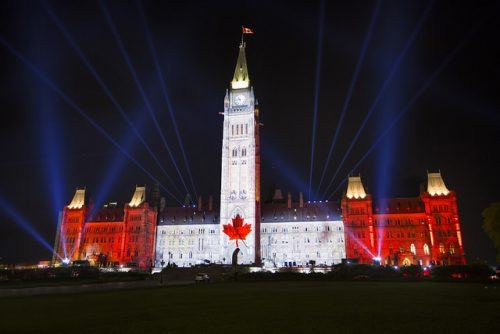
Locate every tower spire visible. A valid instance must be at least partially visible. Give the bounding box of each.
[231,42,250,89]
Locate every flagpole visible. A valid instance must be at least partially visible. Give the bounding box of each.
[241,26,244,46]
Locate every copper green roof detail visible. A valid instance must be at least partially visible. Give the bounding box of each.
[231,42,250,89]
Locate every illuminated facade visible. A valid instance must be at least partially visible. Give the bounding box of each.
[155,194,346,268]
[342,173,466,266]
[54,39,466,270]
[54,186,157,269]
[219,41,261,265]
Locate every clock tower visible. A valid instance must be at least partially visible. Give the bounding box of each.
[220,41,261,265]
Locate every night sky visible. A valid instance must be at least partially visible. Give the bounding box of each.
[1,0,499,264]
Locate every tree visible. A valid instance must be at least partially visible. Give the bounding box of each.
[482,202,500,262]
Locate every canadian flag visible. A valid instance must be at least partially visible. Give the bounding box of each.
[242,26,254,34]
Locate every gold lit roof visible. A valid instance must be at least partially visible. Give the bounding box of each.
[129,186,146,207]
[346,176,367,199]
[68,188,86,209]
[231,43,250,89]
[427,172,450,196]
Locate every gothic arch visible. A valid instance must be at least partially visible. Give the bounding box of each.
[230,206,245,219]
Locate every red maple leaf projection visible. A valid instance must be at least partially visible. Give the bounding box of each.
[223,214,252,247]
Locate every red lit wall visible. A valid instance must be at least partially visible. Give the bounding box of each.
[56,202,157,269]
[342,192,466,266]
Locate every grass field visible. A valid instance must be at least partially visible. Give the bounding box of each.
[0,281,498,333]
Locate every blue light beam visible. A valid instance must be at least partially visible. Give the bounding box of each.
[42,1,182,197]
[316,0,381,197]
[321,0,435,199]
[347,230,376,259]
[136,0,198,200]
[326,24,478,200]
[307,0,326,201]
[91,110,149,215]
[0,194,62,260]
[99,0,192,201]
[0,35,183,205]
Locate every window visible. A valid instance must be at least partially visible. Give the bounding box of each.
[245,123,248,134]
[232,148,237,157]
[439,243,445,254]
[231,125,234,135]
[242,148,247,157]
[424,244,430,255]
[449,243,455,254]
[410,243,416,255]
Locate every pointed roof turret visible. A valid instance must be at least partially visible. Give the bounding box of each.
[231,42,250,89]
[427,171,450,196]
[129,186,146,207]
[346,176,367,199]
[68,188,86,209]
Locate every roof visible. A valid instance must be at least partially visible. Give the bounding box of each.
[158,201,342,226]
[86,206,124,223]
[346,176,367,199]
[231,43,250,89]
[427,172,450,196]
[67,188,86,209]
[261,201,341,223]
[158,207,219,226]
[129,186,146,207]
[373,198,425,214]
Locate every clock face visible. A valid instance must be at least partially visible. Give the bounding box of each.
[234,94,246,106]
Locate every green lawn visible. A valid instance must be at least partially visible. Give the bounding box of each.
[0,281,498,333]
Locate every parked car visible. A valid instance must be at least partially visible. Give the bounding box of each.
[195,273,210,283]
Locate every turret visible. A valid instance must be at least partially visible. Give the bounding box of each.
[128,186,146,207]
[341,176,374,263]
[56,188,88,263]
[421,171,465,265]
[224,89,230,112]
[427,172,450,196]
[124,185,157,269]
[345,176,367,199]
[68,188,86,209]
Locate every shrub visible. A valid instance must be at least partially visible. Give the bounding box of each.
[431,264,494,281]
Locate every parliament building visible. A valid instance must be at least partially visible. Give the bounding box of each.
[53,40,466,269]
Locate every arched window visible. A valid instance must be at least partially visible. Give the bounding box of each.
[231,125,234,135]
[423,244,430,255]
[245,123,248,134]
[439,243,445,254]
[410,243,416,255]
[449,243,455,254]
[242,148,247,157]
[232,148,237,157]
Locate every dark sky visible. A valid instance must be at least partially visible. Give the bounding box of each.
[0,0,499,264]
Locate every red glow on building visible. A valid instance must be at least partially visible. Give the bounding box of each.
[55,186,157,269]
[342,173,466,266]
